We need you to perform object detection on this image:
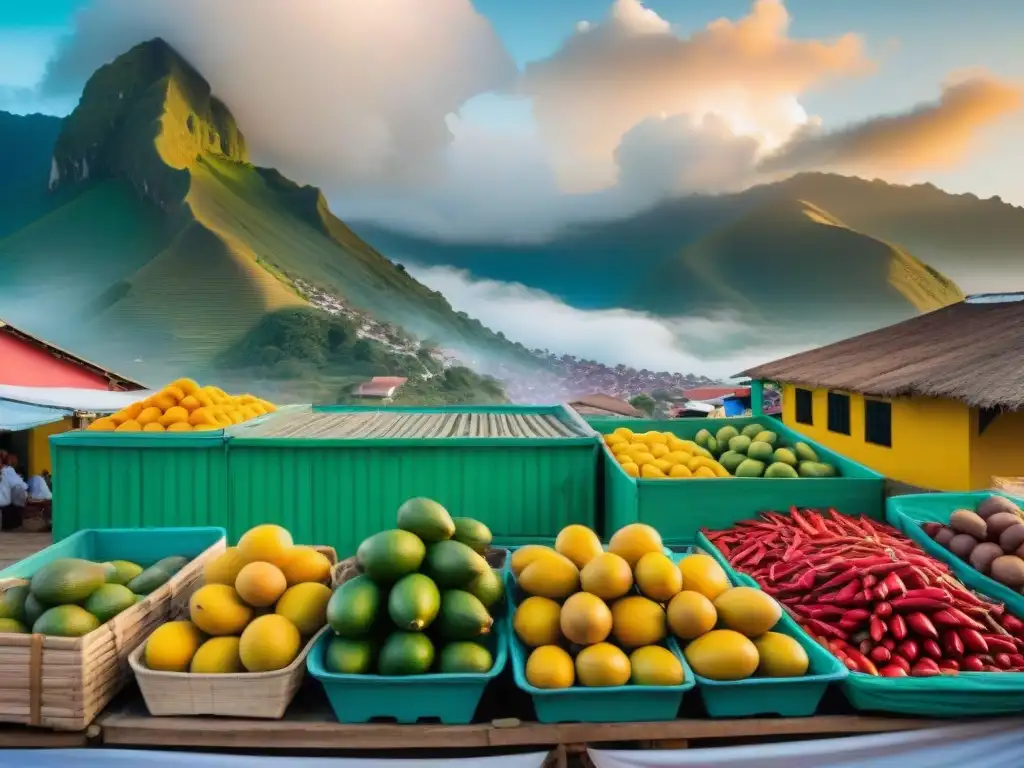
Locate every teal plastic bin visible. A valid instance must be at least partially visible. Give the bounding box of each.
[307,612,508,724]
[226,405,600,553]
[590,417,884,545]
[506,572,694,723]
[697,527,1024,716]
[49,429,231,541]
[676,546,848,717]
[0,526,227,580]
[887,492,1024,616]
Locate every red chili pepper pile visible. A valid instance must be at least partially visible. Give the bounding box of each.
[703,508,1024,677]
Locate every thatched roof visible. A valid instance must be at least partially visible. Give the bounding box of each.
[741,294,1024,410]
[568,394,642,418]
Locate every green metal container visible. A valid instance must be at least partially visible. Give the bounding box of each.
[225,405,600,554]
[49,430,231,541]
[589,416,884,544]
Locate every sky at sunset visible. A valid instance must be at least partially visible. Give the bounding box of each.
[2,0,1023,239]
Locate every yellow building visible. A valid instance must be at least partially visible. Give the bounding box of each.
[743,293,1024,492]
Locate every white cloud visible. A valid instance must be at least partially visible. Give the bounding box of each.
[406,264,814,379]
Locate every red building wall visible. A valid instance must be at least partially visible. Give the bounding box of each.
[0,333,111,389]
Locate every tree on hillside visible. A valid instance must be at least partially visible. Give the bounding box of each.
[630,393,656,417]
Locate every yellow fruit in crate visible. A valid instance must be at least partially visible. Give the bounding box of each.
[189,584,254,635]
[151,392,178,411]
[188,408,217,427]
[664,451,691,465]
[640,464,666,479]
[576,642,631,687]
[610,442,629,455]
[194,390,214,408]
[560,592,613,645]
[713,587,781,637]
[635,552,683,602]
[142,422,166,432]
[651,459,673,474]
[580,552,633,600]
[630,645,685,686]
[610,596,667,648]
[684,629,759,681]
[754,632,809,677]
[625,442,647,455]
[643,431,667,446]
[260,400,277,413]
[109,409,132,425]
[235,562,288,608]
[693,466,716,478]
[634,453,657,467]
[179,395,201,413]
[159,406,190,427]
[136,406,162,426]
[88,417,116,431]
[276,582,332,635]
[513,596,562,647]
[239,614,301,672]
[194,423,219,431]
[203,547,248,586]
[555,524,603,569]
[281,546,333,585]
[144,620,203,672]
[668,464,692,478]
[190,636,244,674]
[621,462,640,478]
[510,545,559,579]
[170,378,200,396]
[237,524,294,567]
[667,590,717,639]
[612,427,633,440]
[526,645,574,689]
[518,552,580,599]
[115,420,141,432]
[650,443,670,458]
[163,385,186,402]
[608,523,663,568]
[678,554,730,601]
[166,422,193,432]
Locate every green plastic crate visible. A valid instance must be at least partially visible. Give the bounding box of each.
[506,572,694,723]
[589,417,884,544]
[307,606,508,724]
[887,492,1024,616]
[697,528,1024,717]
[49,430,231,541]
[0,526,227,579]
[226,405,600,553]
[676,545,848,717]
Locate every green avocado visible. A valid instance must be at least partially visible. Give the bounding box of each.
[327,574,382,638]
[357,530,426,584]
[378,631,435,675]
[397,497,455,543]
[388,573,441,631]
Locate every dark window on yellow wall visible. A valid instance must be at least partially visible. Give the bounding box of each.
[865,399,892,447]
[827,391,851,435]
[794,388,813,425]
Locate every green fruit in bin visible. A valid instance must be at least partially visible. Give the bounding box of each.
[23,593,50,626]
[754,430,778,446]
[378,631,435,675]
[388,574,441,631]
[423,540,489,589]
[728,435,751,454]
[105,560,144,586]
[126,556,189,595]
[0,618,26,634]
[452,517,492,554]
[436,590,493,640]
[324,636,376,675]
[465,568,504,609]
[30,558,109,604]
[327,574,382,638]
[440,641,493,674]
[798,461,834,478]
[357,529,426,583]
[84,584,137,622]
[32,605,100,637]
[718,451,747,474]
[746,441,774,463]
[764,462,799,478]
[397,497,456,543]
[695,428,712,447]
[0,585,29,622]
[773,447,798,466]
[715,425,739,445]
[705,436,719,456]
[741,423,764,439]
[735,459,766,478]
[794,441,819,462]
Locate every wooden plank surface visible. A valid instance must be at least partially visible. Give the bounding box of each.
[0,533,51,570]
[0,722,94,747]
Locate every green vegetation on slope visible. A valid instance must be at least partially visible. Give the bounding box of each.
[387,367,508,406]
[0,111,64,238]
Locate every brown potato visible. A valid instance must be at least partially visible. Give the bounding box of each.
[978,495,1022,520]
[986,512,1021,542]
[935,527,956,547]
[990,556,1024,589]
[949,509,987,541]
[999,524,1024,554]
[970,542,1004,574]
[949,533,979,560]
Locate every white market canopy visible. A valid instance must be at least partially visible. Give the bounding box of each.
[0,399,72,432]
[0,385,154,431]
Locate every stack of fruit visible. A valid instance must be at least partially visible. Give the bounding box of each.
[922,496,1024,589]
[87,378,276,432]
[141,524,333,674]
[602,423,838,480]
[512,523,688,688]
[323,498,503,676]
[0,555,189,636]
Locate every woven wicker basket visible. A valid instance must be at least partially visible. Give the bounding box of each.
[131,546,337,719]
[0,536,225,731]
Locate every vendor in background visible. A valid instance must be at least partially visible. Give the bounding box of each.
[0,452,28,530]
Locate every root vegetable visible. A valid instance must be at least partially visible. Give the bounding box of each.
[991,555,1024,588]
[969,542,1003,574]
[949,510,987,540]
[949,534,979,560]
[985,512,1021,542]
[977,496,1022,521]
[999,524,1024,555]
[935,527,956,547]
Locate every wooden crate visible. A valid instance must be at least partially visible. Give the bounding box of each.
[0,536,225,730]
[131,546,336,719]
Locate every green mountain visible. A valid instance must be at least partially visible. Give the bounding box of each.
[0,39,529,400]
[0,111,63,238]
